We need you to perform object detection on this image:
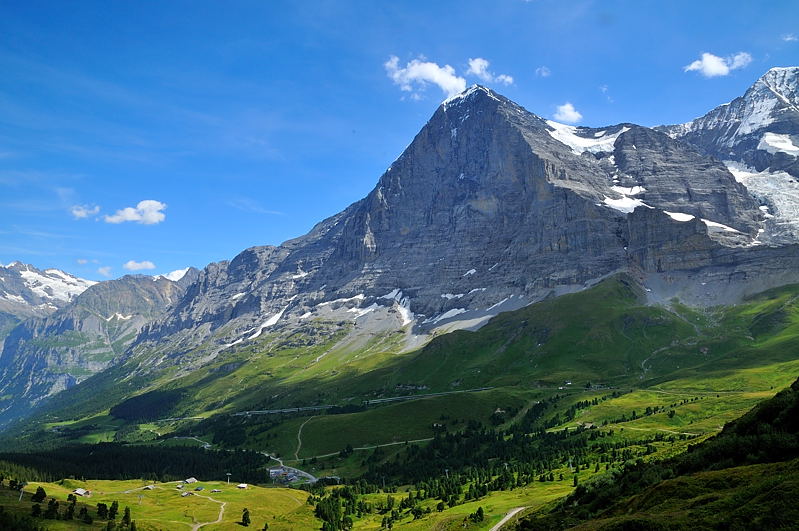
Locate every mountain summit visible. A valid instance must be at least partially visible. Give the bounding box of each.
[131,81,791,367]
[3,76,799,427]
[659,67,799,241]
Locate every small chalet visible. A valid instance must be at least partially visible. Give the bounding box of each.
[72,488,90,497]
[236,483,248,489]
[184,477,198,484]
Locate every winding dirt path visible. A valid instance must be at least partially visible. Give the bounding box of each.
[191,494,226,531]
[294,416,316,460]
[289,437,436,461]
[490,507,527,531]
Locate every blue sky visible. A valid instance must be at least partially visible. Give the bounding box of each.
[1,0,797,280]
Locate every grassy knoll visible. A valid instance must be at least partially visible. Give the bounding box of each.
[0,478,315,530]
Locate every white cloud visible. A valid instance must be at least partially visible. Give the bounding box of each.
[70,204,100,219]
[783,33,798,42]
[104,200,166,224]
[123,260,156,271]
[495,74,514,85]
[554,102,583,123]
[466,58,492,81]
[97,266,112,277]
[535,66,551,77]
[385,56,466,98]
[76,258,88,264]
[683,52,752,78]
[466,58,514,85]
[729,52,752,70]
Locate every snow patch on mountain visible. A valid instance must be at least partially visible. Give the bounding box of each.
[603,196,650,214]
[664,211,696,222]
[611,185,646,196]
[380,289,414,326]
[546,121,629,155]
[443,85,500,107]
[424,308,467,324]
[18,267,96,302]
[725,161,799,240]
[702,219,741,233]
[249,299,294,340]
[158,268,190,282]
[758,132,799,156]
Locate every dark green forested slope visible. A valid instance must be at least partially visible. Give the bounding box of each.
[516,377,799,530]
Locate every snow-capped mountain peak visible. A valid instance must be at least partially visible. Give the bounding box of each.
[154,267,191,282]
[0,263,96,318]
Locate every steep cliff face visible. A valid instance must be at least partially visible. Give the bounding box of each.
[5,79,799,430]
[132,86,770,368]
[0,270,198,420]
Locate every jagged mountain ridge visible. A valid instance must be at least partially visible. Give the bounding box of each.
[0,269,199,421]
[132,83,785,371]
[5,70,799,429]
[0,262,97,340]
[659,66,799,242]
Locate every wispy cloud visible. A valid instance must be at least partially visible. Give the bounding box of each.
[385,56,467,98]
[783,33,798,42]
[227,198,284,215]
[465,58,514,85]
[683,52,752,78]
[123,260,156,271]
[70,204,100,219]
[535,66,551,77]
[599,84,613,103]
[97,266,112,277]
[104,200,166,224]
[554,102,583,123]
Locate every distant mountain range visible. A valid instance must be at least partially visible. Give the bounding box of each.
[0,264,198,421]
[1,66,799,430]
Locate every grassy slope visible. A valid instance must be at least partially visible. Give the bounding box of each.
[516,376,799,530]
[3,277,799,529]
[0,478,315,531]
[572,459,799,530]
[10,276,799,459]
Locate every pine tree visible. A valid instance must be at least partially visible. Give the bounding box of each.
[97,502,108,519]
[109,500,119,520]
[242,507,251,526]
[122,506,131,526]
[31,504,41,518]
[31,487,46,503]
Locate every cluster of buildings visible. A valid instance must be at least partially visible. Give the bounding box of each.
[269,467,298,483]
